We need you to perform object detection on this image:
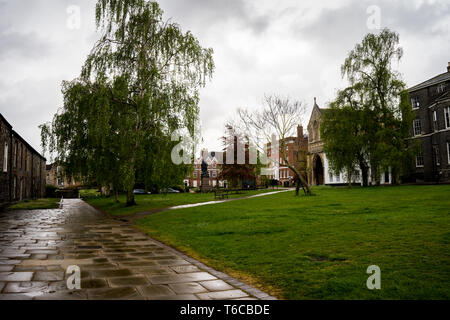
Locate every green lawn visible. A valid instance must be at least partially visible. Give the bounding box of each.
[85,189,278,216]
[7,198,60,210]
[135,185,450,300]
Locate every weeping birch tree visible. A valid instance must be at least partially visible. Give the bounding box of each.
[40,0,214,205]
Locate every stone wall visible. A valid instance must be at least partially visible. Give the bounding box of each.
[0,114,13,204]
[0,113,46,206]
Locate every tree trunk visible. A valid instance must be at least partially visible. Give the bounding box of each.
[115,190,119,203]
[295,180,301,196]
[347,168,352,188]
[391,167,399,185]
[126,188,136,207]
[359,160,369,187]
[281,149,312,195]
[370,161,379,186]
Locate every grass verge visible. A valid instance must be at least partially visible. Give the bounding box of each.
[7,198,60,211]
[135,185,450,299]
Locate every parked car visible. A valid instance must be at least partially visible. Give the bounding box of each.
[133,189,151,195]
[160,188,180,194]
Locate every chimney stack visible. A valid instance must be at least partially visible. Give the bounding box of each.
[447,62,450,73]
[297,125,303,138]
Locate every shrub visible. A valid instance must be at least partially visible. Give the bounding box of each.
[46,185,58,198]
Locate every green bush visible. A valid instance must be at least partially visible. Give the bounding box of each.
[45,185,58,198]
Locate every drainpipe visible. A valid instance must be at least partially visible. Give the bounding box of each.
[9,131,13,203]
[31,153,34,199]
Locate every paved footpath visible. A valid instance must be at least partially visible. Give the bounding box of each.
[0,199,276,300]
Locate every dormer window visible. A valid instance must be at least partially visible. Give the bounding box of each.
[411,97,420,109]
[437,83,446,94]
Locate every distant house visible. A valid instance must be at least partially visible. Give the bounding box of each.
[408,62,450,183]
[184,149,226,188]
[46,163,82,188]
[265,124,308,187]
[0,113,46,206]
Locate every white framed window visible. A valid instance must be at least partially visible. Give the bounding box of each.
[212,171,217,178]
[329,173,333,182]
[193,171,197,178]
[447,142,450,164]
[413,119,422,136]
[433,111,438,132]
[416,151,424,167]
[433,145,440,166]
[444,107,450,129]
[193,180,197,188]
[336,175,340,182]
[3,142,7,173]
[411,97,420,109]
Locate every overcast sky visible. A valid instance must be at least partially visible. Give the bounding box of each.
[0,0,449,156]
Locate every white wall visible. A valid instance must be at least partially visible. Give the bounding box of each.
[323,153,391,185]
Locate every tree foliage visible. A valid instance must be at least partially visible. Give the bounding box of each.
[219,125,258,188]
[40,0,214,205]
[321,29,415,186]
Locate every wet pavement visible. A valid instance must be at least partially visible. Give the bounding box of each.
[0,199,275,300]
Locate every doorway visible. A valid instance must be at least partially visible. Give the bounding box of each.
[314,155,324,185]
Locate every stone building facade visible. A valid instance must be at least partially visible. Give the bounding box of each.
[306,99,391,186]
[0,113,46,206]
[408,62,450,183]
[46,163,82,188]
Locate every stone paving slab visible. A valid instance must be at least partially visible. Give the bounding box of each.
[0,199,277,300]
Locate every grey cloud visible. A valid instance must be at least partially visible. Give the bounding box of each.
[0,77,62,152]
[159,0,271,35]
[0,28,51,61]
[296,0,450,53]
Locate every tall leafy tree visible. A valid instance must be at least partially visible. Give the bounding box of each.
[41,0,214,205]
[341,28,405,184]
[321,29,414,186]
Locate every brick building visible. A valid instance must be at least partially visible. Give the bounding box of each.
[184,150,226,188]
[0,113,46,206]
[408,62,450,183]
[266,124,308,187]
